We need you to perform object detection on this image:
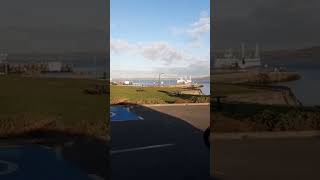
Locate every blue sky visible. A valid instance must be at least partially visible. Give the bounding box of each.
[111,0,210,79]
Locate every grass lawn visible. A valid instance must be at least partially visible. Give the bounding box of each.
[110,85,210,104]
[0,76,107,138]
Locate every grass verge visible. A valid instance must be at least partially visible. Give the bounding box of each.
[0,76,107,138]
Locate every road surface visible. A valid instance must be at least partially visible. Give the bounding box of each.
[212,137,320,180]
[111,104,210,180]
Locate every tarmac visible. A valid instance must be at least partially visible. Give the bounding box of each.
[212,135,320,180]
[110,104,210,180]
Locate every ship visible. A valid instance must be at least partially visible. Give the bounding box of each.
[177,76,192,85]
[214,43,261,69]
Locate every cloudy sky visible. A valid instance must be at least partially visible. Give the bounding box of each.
[0,0,107,53]
[214,0,320,50]
[111,0,210,79]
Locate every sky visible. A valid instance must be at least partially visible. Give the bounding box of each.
[213,0,320,50]
[110,0,210,79]
[0,0,107,54]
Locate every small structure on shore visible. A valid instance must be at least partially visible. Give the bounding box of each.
[47,62,62,72]
[123,80,132,85]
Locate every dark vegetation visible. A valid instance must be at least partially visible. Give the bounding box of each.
[212,102,320,132]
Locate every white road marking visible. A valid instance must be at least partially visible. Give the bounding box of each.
[110,112,116,118]
[111,143,175,155]
[0,160,19,175]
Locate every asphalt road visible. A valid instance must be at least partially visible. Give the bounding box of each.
[0,145,91,180]
[111,104,210,180]
[212,137,320,180]
[0,134,110,180]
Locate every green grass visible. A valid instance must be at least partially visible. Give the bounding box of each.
[0,76,107,138]
[110,85,209,104]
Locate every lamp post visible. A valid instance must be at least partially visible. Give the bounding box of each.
[158,73,164,86]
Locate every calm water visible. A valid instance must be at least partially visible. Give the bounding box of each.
[265,58,320,106]
[131,79,210,95]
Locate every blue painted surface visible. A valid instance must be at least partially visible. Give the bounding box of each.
[0,145,90,180]
[110,106,142,122]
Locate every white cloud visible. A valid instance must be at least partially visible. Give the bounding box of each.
[110,39,137,53]
[141,42,185,63]
[186,16,210,41]
[188,41,203,48]
[110,69,156,79]
[110,38,210,78]
[111,39,187,63]
[156,59,210,77]
[170,11,210,48]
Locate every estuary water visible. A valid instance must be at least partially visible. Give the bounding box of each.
[130,79,210,95]
[265,58,320,106]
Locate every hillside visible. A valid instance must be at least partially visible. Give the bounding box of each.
[262,46,320,59]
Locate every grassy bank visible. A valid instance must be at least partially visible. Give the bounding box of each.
[212,103,320,132]
[0,76,107,138]
[211,83,320,132]
[110,85,209,104]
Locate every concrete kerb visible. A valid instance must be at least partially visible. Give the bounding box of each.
[211,131,320,141]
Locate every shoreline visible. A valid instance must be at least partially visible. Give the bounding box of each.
[212,70,300,84]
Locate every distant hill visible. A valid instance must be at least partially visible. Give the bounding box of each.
[193,76,210,81]
[114,76,210,81]
[6,50,108,63]
[263,46,320,59]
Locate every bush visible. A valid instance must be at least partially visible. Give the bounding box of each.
[250,109,320,131]
[252,110,279,131]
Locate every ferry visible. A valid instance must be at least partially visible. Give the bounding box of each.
[177,76,192,85]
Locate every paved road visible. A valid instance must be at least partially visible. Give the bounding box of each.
[0,145,91,180]
[111,104,210,180]
[212,137,320,180]
[0,134,109,180]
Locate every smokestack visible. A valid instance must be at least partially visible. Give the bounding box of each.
[241,43,245,58]
[255,44,260,58]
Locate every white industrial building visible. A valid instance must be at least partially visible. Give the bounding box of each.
[214,44,261,69]
[47,62,62,72]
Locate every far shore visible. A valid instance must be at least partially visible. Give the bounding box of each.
[211,70,300,84]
